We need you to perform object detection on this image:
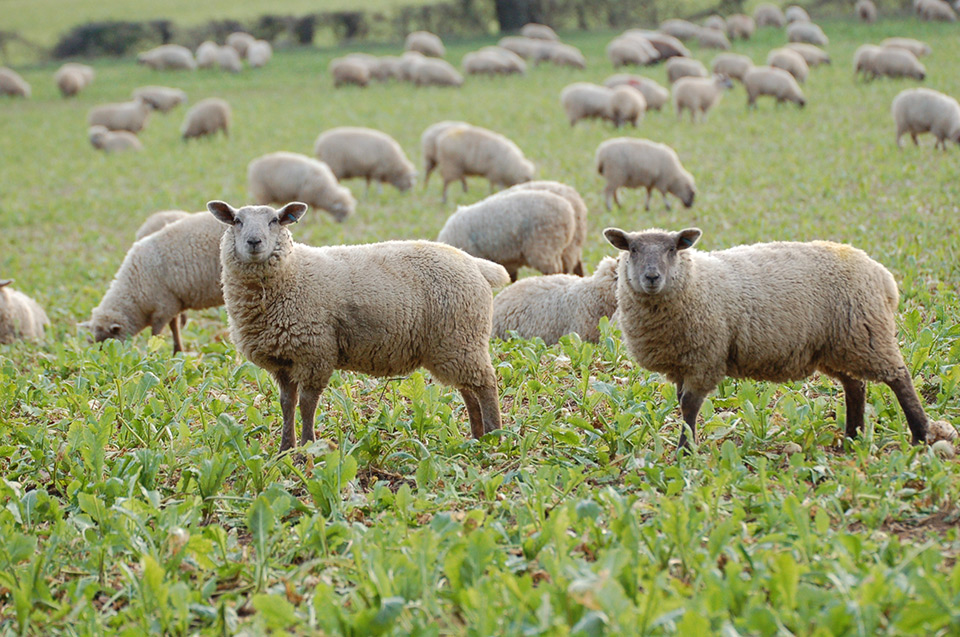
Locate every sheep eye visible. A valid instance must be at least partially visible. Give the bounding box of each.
[235,219,243,227]
[269,218,279,226]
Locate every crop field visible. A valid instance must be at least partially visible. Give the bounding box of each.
[2,16,960,635]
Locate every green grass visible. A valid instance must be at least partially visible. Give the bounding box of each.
[2,18,960,635]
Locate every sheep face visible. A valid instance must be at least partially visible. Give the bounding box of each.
[604,227,701,295]
[208,201,308,263]
[79,310,136,344]
[392,172,417,191]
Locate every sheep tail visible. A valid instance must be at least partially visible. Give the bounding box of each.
[475,258,510,288]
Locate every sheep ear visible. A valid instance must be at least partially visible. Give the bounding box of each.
[676,228,702,250]
[278,202,308,226]
[0,279,11,288]
[109,323,123,336]
[207,200,238,225]
[603,228,630,251]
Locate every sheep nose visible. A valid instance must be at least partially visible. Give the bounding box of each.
[247,238,262,249]
[644,272,660,284]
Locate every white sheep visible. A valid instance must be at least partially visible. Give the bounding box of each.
[604,74,670,111]
[216,45,243,73]
[226,32,256,56]
[247,40,272,68]
[397,50,426,81]
[181,98,231,140]
[856,0,878,22]
[666,57,708,84]
[726,14,756,39]
[434,125,535,203]
[871,47,926,81]
[463,47,526,75]
[711,53,754,82]
[88,99,151,133]
[421,120,470,189]
[784,42,831,66]
[743,66,806,108]
[697,27,731,50]
[437,190,580,281]
[703,15,728,33]
[248,152,356,222]
[673,74,734,122]
[81,212,225,353]
[882,37,931,58]
[543,43,586,69]
[89,125,143,153]
[209,200,509,451]
[498,36,548,60]
[314,126,416,193]
[606,36,659,68]
[137,45,196,71]
[853,44,883,80]
[405,31,445,57]
[624,30,691,59]
[660,19,701,41]
[595,137,695,211]
[767,47,810,83]
[492,256,619,345]
[610,85,647,127]
[753,3,787,27]
[603,226,935,450]
[786,22,829,46]
[135,210,191,240]
[196,41,219,69]
[560,83,615,126]
[917,0,957,20]
[412,58,463,87]
[891,88,960,149]
[132,86,187,113]
[785,5,811,22]
[0,68,30,98]
[330,57,370,88]
[521,23,559,40]
[0,280,48,343]
[55,63,94,97]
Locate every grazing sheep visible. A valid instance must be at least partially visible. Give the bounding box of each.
[603,226,933,450]
[595,137,695,211]
[88,125,142,153]
[767,47,810,83]
[248,152,356,222]
[854,44,883,80]
[226,32,256,56]
[181,98,231,140]
[753,3,787,27]
[55,63,94,97]
[882,37,931,57]
[698,28,731,50]
[560,83,616,126]
[247,40,272,67]
[606,36,659,68]
[726,14,756,39]
[137,45,196,71]
[917,0,957,20]
[88,99,151,133]
[625,30,691,59]
[666,57,708,84]
[492,256,619,345]
[434,125,535,203]
[743,66,806,108]
[371,55,403,81]
[0,68,31,98]
[413,58,463,87]
[406,31,445,57]
[543,43,587,69]
[673,74,734,122]
[711,53,754,82]
[463,47,526,75]
[216,46,243,73]
[209,200,509,451]
[856,0,878,22]
[872,47,926,81]
[135,210,191,240]
[132,86,187,113]
[785,5,811,22]
[196,41,219,69]
[437,190,579,281]
[660,19,701,41]
[498,36,548,60]
[0,280,48,343]
[314,126,416,193]
[421,120,470,189]
[891,88,960,149]
[787,22,829,46]
[330,57,370,87]
[604,74,670,111]
[521,23,559,40]
[784,42,831,66]
[398,51,426,81]
[81,212,225,353]
[703,15,728,33]
[611,85,647,127]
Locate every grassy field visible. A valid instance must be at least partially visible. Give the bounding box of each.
[2,17,960,634]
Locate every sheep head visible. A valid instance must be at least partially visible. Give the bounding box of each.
[604,227,701,295]
[208,201,307,264]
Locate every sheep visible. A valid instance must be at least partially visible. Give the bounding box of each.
[209,200,509,451]
[543,43,586,69]
[703,15,728,33]
[196,41,219,69]
[785,5,811,22]
[726,14,756,39]
[216,46,243,73]
[0,68,31,98]
[610,85,647,127]
[743,66,806,108]
[135,210,191,240]
[625,31,691,59]
[606,36,659,68]
[666,57,708,84]
[371,55,403,81]
[854,44,883,80]
[660,19,701,41]
[560,83,616,126]
[493,256,619,345]
[871,47,926,81]
[603,226,934,450]
[918,0,957,20]
[181,98,231,140]
[521,23,559,40]
[398,51,426,81]
[88,99,151,133]
[498,36,548,60]
[405,31,445,57]
[595,138,695,211]
[313,126,416,193]
[856,0,878,22]
[226,32,256,56]
[55,63,94,97]
[767,47,810,83]
[89,125,143,153]
[330,57,370,87]
[753,3,787,27]
[891,88,960,149]
[673,74,734,122]
[247,152,356,222]
[697,28,731,50]
[787,22,829,47]
[421,120,470,188]
[0,280,48,343]
[434,125,535,203]
[132,86,187,113]
[711,53,754,82]
[604,74,670,111]
[462,47,526,75]
[437,190,579,282]
[137,45,196,71]
[80,212,225,353]
[784,42,831,66]
[882,37,931,58]
[412,58,463,87]
[247,40,273,68]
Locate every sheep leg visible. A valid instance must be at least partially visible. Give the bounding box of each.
[507,267,519,283]
[364,177,371,197]
[442,179,450,203]
[662,190,672,211]
[460,387,485,438]
[912,133,919,147]
[298,386,324,446]
[835,372,866,440]
[461,177,468,193]
[885,366,929,445]
[677,386,705,451]
[644,188,652,211]
[604,186,615,211]
[168,316,184,354]
[275,370,300,452]
[465,381,502,437]
[423,166,434,189]
[572,260,585,277]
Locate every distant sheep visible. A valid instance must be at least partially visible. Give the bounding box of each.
[917,0,957,21]
[787,22,829,46]
[413,58,463,87]
[216,46,243,73]
[0,280,48,343]
[744,66,806,108]
[660,19,701,41]
[604,74,670,110]
[247,40,272,67]
[498,36,548,60]
[560,82,617,126]
[543,43,587,69]
[248,152,356,222]
[673,74,734,122]
[666,57,708,84]
[135,210,191,240]
[606,36,659,68]
[421,120,470,189]
[521,23,559,40]
[0,68,31,98]
[55,63,94,97]
[314,126,416,192]
[434,125,535,202]
[595,137,695,211]
[89,125,142,153]
[711,53,754,82]
[767,47,810,83]
[330,57,370,87]
[856,0,878,22]
[226,32,256,56]
[626,30,691,59]
[196,41,219,69]
[854,44,883,80]
[88,99,151,133]
[785,5,811,22]
[132,86,187,113]
[871,47,926,81]
[697,27,731,50]
[753,3,787,27]
[463,47,526,75]
[703,15,728,33]
[181,98,231,140]
[784,42,831,66]
[881,37,931,57]
[406,31,445,57]
[726,14,756,39]
[137,45,196,71]
[891,88,960,149]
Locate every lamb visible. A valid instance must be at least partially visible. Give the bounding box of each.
[216,46,243,73]
[711,53,754,82]
[132,86,187,113]
[412,58,463,87]
[784,42,831,66]
[787,22,829,47]
[743,66,806,108]
[196,41,219,69]
[314,126,416,193]
[606,36,659,68]
[55,63,94,97]
[785,5,811,22]
[81,212,225,353]
[666,57,708,84]
[881,37,931,58]
[181,98,231,140]
[0,68,30,98]
[226,32,256,56]
[0,280,49,343]
[603,226,934,450]
[137,45,196,71]
[660,19,701,41]
[434,125,535,203]
[767,47,810,83]
[88,99,151,133]
[891,88,960,149]
[856,0,878,22]
[247,40,273,68]
[726,14,756,39]
[673,74,734,122]
[209,200,509,451]
[330,57,370,87]
[604,75,670,110]
[89,125,143,153]
[421,120,470,188]
[521,23,559,40]
[405,31,445,57]
[492,256,618,345]
[753,3,787,27]
[135,210,191,240]
[595,138,695,211]
[697,28,731,50]
[437,190,580,281]
[248,152,356,222]
[871,47,926,80]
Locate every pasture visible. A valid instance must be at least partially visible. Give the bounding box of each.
[2,17,960,634]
